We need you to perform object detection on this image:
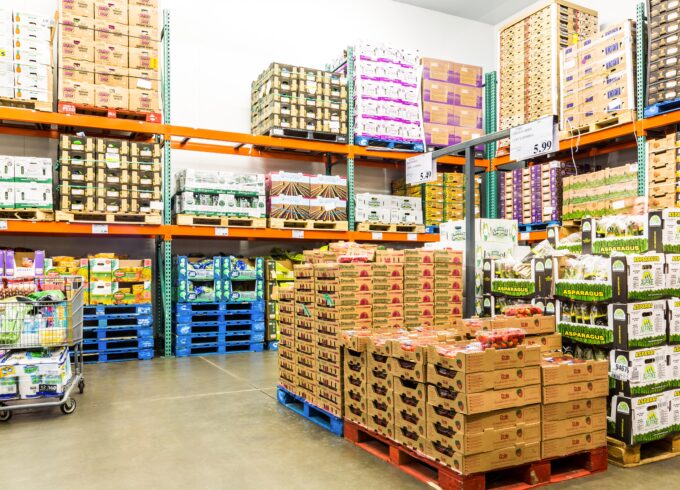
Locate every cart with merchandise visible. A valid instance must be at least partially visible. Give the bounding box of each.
[0,276,85,421]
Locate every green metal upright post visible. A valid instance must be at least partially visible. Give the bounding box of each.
[161,9,172,356]
[347,46,355,230]
[636,2,646,197]
[484,71,498,218]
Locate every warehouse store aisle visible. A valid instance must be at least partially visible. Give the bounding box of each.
[1,352,680,490]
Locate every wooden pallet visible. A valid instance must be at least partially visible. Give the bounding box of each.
[0,97,52,112]
[0,209,54,221]
[344,420,607,490]
[608,435,680,468]
[55,210,162,225]
[57,101,162,123]
[174,214,267,228]
[561,111,635,138]
[268,218,348,231]
[356,222,425,233]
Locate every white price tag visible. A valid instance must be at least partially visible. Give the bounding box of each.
[371,232,383,240]
[520,232,530,241]
[612,200,625,210]
[215,227,229,236]
[406,152,436,185]
[150,201,164,210]
[0,220,7,230]
[92,224,109,234]
[510,115,558,162]
[407,233,417,241]
[292,230,305,239]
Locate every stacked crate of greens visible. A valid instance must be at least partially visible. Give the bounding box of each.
[551,212,680,446]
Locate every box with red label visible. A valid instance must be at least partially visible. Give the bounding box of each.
[427,344,541,373]
[427,363,541,393]
[541,430,607,459]
[541,357,608,385]
[426,439,540,475]
[427,383,542,415]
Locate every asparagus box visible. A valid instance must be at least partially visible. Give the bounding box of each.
[610,347,670,396]
[609,392,671,445]
[611,300,668,349]
[668,298,680,344]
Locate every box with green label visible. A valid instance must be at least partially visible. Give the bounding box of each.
[609,347,669,396]
[609,392,671,445]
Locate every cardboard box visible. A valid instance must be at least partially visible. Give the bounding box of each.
[427,383,542,415]
[427,364,541,393]
[61,0,95,18]
[61,38,94,62]
[94,0,127,24]
[129,67,159,91]
[542,413,606,440]
[128,89,160,112]
[93,19,128,46]
[95,65,128,88]
[447,422,541,455]
[541,430,607,459]
[427,344,541,373]
[128,25,160,49]
[426,439,540,475]
[14,183,52,209]
[128,5,159,28]
[129,47,158,70]
[523,333,562,352]
[60,59,95,84]
[541,357,608,385]
[542,378,609,404]
[94,42,128,67]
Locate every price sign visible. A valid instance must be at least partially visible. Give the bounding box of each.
[510,115,558,162]
[407,233,417,241]
[215,227,229,236]
[371,232,383,240]
[519,232,530,241]
[0,220,8,230]
[406,152,436,185]
[92,224,109,234]
[292,230,305,239]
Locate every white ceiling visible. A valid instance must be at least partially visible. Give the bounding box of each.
[393,0,539,24]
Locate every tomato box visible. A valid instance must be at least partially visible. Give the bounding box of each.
[372,277,404,291]
[427,384,542,415]
[541,357,609,385]
[523,333,563,352]
[434,263,464,277]
[372,263,404,278]
[395,416,427,450]
[388,357,426,382]
[541,430,606,459]
[426,403,541,437]
[491,315,556,335]
[427,344,542,373]
[404,249,435,263]
[447,422,541,455]
[427,364,541,393]
[426,439,541,475]
[403,277,434,290]
[542,378,609,404]
[372,291,403,305]
[542,413,606,440]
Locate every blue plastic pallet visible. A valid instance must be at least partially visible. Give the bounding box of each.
[174,341,264,357]
[83,325,154,340]
[276,385,343,436]
[174,331,265,348]
[174,321,265,336]
[267,341,279,351]
[354,135,424,152]
[83,337,154,352]
[518,220,560,232]
[174,300,265,314]
[82,348,154,363]
[425,225,440,234]
[645,98,680,118]
[83,314,153,329]
[83,304,152,317]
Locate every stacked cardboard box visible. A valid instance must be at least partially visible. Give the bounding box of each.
[343,339,369,426]
[251,63,348,140]
[267,171,347,224]
[58,0,161,113]
[422,57,483,148]
[277,283,296,392]
[560,21,635,131]
[500,162,562,225]
[366,335,395,438]
[353,42,424,149]
[647,129,680,210]
[648,0,680,105]
[433,251,464,328]
[293,263,316,404]
[174,169,266,218]
[355,194,423,225]
[1,10,54,107]
[404,250,435,329]
[561,163,641,220]
[499,1,598,133]
[392,172,480,225]
[59,134,162,216]
[372,251,405,330]
[89,255,151,305]
[0,155,53,210]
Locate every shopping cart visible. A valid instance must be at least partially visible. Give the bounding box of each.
[0,276,85,421]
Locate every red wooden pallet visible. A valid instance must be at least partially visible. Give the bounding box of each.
[344,420,607,490]
[57,101,161,123]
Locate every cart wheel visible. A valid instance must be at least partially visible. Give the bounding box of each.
[0,409,11,422]
[60,398,77,415]
[78,379,85,394]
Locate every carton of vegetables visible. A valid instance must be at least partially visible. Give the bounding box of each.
[609,392,671,445]
[648,209,680,253]
[480,295,556,318]
[610,301,668,349]
[491,304,556,335]
[669,389,680,432]
[557,300,612,345]
[669,345,680,388]
[610,346,669,396]
[581,215,648,256]
[667,299,680,344]
[483,257,553,298]
[554,254,672,302]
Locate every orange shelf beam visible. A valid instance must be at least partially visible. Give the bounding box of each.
[518,230,547,242]
[0,220,164,237]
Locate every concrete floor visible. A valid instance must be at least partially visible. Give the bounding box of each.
[2,351,680,489]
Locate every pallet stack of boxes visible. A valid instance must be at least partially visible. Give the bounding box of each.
[372,250,405,330]
[2,10,54,108]
[251,63,348,141]
[293,263,316,403]
[174,169,266,222]
[499,1,598,137]
[355,194,423,228]
[58,0,161,114]
[421,57,483,148]
[277,283,296,392]
[499,162,562,225]
[58,134,162,218]
[0,155,53,212]
[648,0,680,106]
[647,129,680,210]
[560,21,635,132]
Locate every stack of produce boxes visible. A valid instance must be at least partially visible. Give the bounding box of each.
[647,129,680,210]
[404,250,436,329]
[355,194,423,227]
[433,250,464,327]
[343,334,369,426]
[0,155,53,212]
[293,263,316,404]
[2,10,53,108]
[499,1,598,135]
[499,162,562,225]
[277,283,296,392]
[372,250,404,330]
[366,334,395,439]
[58,0,160,113]
[648,1,680,106]
[422,57,483,148]
[174,169,266,221]
[89,254,151,305]
[353,42,424,151]
[251,63,348,141]
[560,21,635,132]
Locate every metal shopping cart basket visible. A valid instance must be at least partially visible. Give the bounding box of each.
[0,275,85,421]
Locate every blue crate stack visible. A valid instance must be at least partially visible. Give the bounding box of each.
[174,256,266,356]
[82,304,154,363]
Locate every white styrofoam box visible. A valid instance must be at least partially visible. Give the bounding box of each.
[14,156,52,182]
[390,208,423,224]
[12,39,51,65]
[13,182,52,208]
[14,62,50,92]
[439,218,519,245]
[12,11,54,30]
[356,208,390,223]
[14,86,50,102]
[0,155,14,181]
[390,196,422,211]
[0,9,12,36]
[356,192,391,209]
[0,181,14,207]
[175,169,265,194]
[13,23,51,43]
